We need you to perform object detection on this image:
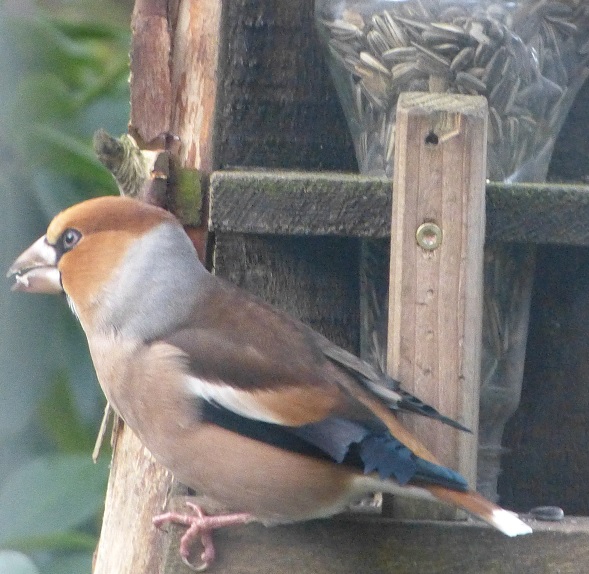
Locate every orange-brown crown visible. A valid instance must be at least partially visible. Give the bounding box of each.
[48,196,177,318]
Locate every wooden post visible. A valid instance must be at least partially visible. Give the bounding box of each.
[387,92,487,518]
[93,1,225,572]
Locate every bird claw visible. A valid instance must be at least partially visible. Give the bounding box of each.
[178,502,215,571]
[153,501,252,571]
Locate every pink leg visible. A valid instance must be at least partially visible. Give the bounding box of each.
[153,502,252,571]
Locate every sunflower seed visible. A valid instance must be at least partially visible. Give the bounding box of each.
[455,71,487,93]
[396,16,430,32]
[413,42,451,68]
[485,18,505,43]
[451,47,476,72]
[321,19,363,40]
[530,506,565,522]
[391,61,423,84]
[546,16,577,36]
[488,106,503,144]
[541,2,573,18]
[381,46,417,63]
[367,30,391,55]
[382,12,409,47]
[483,46,507,85]
[433,43,462,56]
[431,22,471,41]
[468,66,486,79]
[360,51,391,76]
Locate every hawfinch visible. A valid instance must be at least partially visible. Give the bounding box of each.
[8,196,531,569]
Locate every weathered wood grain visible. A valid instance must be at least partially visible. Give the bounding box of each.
[209,170,391,237]
[209,171,589,246]
[160,516,589,574]
[501,245,589,516]
[216,0,356,171]
[93,424,174,574]
[387,93,486,494]
[213,233,359,353]
[129,0,172,143]
[169,0,223,174]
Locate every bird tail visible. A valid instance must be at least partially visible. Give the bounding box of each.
[349,386,532,536]
[425,485,532,536]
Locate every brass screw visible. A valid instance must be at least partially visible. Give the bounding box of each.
[416,222,442,251]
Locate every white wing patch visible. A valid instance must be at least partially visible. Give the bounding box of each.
[186,376,287,425]
[363,380,403,404]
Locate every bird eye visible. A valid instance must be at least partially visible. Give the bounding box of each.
[61,228,81,251]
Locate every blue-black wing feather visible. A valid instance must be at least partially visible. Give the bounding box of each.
[203,402,467,491]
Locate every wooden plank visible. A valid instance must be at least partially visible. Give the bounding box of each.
[501,244,589,514]
[208,171,589,246]
[160,515,589,574]
[93,425,174,573]
[387,94,487,502]
[95,1,228,572]
[209,170,391,237]
[93,1,178,571]
[485,182,589,244]
[168,0,223,175]
[129,0,172,143]
[216,0,356,171]
[212,233,359,353]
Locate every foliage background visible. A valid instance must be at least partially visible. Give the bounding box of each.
[0,0,132,571]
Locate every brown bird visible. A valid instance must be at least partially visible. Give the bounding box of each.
[8,196,531,570]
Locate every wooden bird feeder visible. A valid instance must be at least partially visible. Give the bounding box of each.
[92,1,589,572]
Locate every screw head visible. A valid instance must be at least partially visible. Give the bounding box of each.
[416,222,443,251]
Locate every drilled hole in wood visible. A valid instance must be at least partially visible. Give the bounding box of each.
[425,131,439,145]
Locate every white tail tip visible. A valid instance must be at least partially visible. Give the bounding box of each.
[491,509,533,537]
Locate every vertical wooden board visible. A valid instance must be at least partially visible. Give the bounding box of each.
[213,234,360,353]
[388,93,487,485]
[93,2,178,572]
[95,1,228,571]
[216,0,356,171]
[93,425,174,574]
[169,0,224,173]
[129,0,173,143]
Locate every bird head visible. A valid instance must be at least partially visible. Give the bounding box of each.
[7,196,205,337]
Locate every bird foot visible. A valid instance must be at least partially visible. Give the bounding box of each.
[153,502,252,570]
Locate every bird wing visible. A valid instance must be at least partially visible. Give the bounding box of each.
[163,290,361,428]
[158,277,471,490]
[166,277,467,432]
[317,340,471,432]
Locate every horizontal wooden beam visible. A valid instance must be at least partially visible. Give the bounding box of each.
[163,514,589,574]
[209,170,589,246]
[209,170,390,237]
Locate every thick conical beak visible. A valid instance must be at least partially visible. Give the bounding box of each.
[6,236,63,294]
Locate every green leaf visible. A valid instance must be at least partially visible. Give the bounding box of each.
[52,19,129,42]
[5,18,100,82]
[38,373,96,453]
[0,454,108,548]
[8,532,97,553]
[0,551,39,574]
[26,125,116,188]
